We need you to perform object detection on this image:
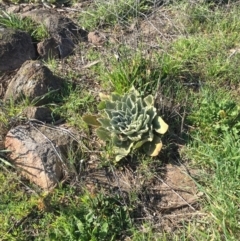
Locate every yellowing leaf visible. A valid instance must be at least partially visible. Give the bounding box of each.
[144,95,154,106]
[115,155,126,162]
[143,135,163,156]
[150,142,162,156]
[154,116,168,134]
[99,93,110,101]
[82,114,101,126]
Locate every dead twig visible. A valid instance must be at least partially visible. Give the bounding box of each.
[154,175,197,211]
[28,122,69,175]
[162,212,207,218]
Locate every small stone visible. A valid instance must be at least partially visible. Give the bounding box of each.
[88,31,106,46]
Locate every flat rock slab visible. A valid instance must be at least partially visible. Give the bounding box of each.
[0,28,36,71]
[4,60,64,104]
[5,124,75,190]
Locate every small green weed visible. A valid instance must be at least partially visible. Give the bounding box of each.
[180,84,240,239]
[187,87,240,140]
[161,33,240,85]
[78,192,132,240]
[48,192,132,241]
[0,167,40,241]
[182,2,240,35]
[0,11,33,30]
[43,57,59,73]
[0,98,30,128]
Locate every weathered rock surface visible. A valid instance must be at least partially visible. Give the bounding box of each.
[22,106,54,123]
[23,9,88,58]
[4,60,64,104]
[0,28,36,71]
[5,124,75,189]
[37,38,59,59]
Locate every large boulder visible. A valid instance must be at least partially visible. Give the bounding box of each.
[4,60,64,104]
[0,28,36,71]
[5,124,76,190]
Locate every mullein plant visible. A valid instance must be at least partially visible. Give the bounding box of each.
[83,87,168,162]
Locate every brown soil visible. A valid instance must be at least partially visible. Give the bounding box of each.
[80,160,200,232]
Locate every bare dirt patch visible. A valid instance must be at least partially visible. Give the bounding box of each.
[80,161,200,232]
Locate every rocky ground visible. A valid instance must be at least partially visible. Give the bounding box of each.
[0,1,201,236]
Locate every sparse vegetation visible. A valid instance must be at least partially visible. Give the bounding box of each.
[0,0,240,240]
[0,11,49,41]
[79,0,151,30]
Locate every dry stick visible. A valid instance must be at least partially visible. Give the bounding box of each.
[163,212,207,218]
[0,163,37,195]
[0,83,2,96]
[29,120,93,152]
[159,198,198,212]
[28,122,69,178]
[154,175,196,211]
[109,164,128,207]
[7,210,36,234]
[180,95,188,133]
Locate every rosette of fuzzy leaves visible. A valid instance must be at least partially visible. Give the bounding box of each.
[83,87,168,162]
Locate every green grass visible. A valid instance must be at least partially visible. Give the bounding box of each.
[0,0,71,5]
[51,85,96,129]
[0,11,49,42]
[100,51,162,95]
[179,85,240,239]
[1,0,240,240]
[78,0,151,30]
